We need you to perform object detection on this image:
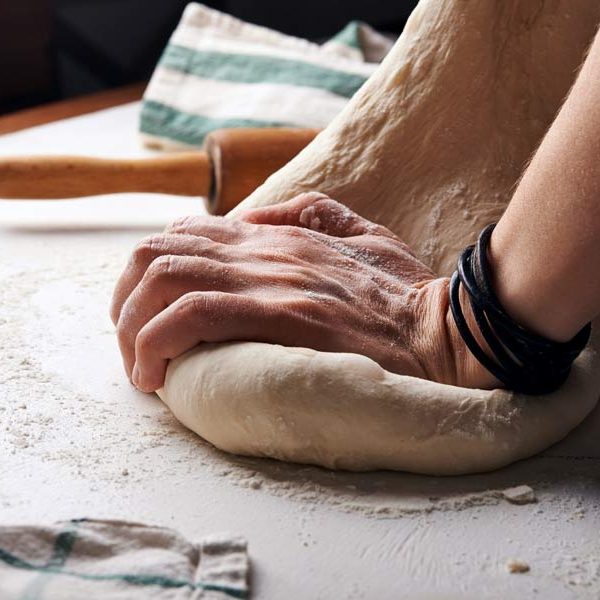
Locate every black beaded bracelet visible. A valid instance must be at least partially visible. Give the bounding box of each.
[449,224,591,395]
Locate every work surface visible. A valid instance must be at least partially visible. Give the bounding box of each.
[1,104,600,599]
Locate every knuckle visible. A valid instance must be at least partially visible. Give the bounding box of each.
[306,193,349,218]
[166,215,199,233]
[360,233,405,253]
[315,197,343,212]
[180,291,204,312]
[133,234,166,264]
[177,292,216,324]
[146,254,180,281]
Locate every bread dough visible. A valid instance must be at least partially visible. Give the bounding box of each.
[157,0,600,475]
[160,341,598,475]
[230,0,600,275]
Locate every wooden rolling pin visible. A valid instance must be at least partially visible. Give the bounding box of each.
[0,128,319,215]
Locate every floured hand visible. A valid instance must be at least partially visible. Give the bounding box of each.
[111,193,496,392]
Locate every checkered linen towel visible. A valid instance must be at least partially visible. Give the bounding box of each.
[139,3,394,150]
[0,519,248,599]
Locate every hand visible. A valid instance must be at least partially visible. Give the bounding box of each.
[111,192,497,392]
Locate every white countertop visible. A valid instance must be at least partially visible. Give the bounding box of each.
[1,103,599,599]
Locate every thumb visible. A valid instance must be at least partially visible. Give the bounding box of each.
[238,192,396,239]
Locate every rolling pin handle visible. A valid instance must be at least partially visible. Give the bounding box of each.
[0,153,212,199]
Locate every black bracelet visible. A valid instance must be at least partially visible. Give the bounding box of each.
[449,224,591,395]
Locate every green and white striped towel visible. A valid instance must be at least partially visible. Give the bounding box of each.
[0,519,248,599]
[140,3,394,150]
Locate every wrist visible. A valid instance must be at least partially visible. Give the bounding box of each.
[443,280,501,389]
[488,227,584,342]
[414,278,500,389]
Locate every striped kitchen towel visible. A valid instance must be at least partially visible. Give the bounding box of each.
[140,3,394,150]
[0,519,248,599]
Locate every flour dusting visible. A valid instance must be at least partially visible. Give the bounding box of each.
[1,232,599,530]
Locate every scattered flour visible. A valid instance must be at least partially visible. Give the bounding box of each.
[1,234,599,530]
[552,553,600,589]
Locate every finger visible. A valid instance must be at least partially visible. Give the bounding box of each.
[165,214,246,242]
[296,198,397,239]
[110,233,230,325]
[132,291,281,392]
[240,192,397,239]
[237,192,329,226]
[116,255,243,377]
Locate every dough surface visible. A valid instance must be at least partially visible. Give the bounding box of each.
[158,0,600,474]
[160,341,599,475]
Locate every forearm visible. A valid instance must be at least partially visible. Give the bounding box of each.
[490,26,600,341]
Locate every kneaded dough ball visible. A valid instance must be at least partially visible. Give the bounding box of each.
[158,342,599,475]
[157,0,600,474]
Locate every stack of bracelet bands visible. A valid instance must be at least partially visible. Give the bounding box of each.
[449,224,591,395]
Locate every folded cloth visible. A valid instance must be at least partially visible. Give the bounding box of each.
[0,519,248,599]
[140,3,394,150]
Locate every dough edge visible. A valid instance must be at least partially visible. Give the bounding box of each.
[157,341,599,475]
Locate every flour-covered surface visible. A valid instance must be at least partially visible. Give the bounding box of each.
[1,105,600,599]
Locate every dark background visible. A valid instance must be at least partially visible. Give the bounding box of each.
[0,0,418,116]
